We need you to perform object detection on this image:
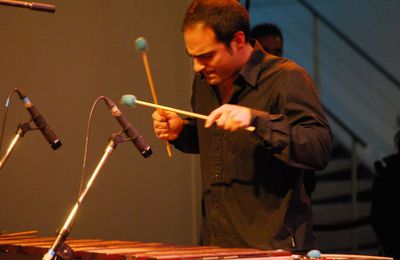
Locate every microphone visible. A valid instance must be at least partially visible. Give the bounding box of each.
[29,1,56,12]
[103,96,152,158]
[16,90,62,150]
[0,0,56,13]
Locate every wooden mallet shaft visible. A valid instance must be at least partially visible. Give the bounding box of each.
[134,99,255,132]
[137,39,172,157]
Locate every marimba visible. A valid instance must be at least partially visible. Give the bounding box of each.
[0,231,394,260]
[0,231,292,260]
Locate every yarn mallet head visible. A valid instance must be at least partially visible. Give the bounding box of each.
[135,37,149,52]
[120,94,137,108]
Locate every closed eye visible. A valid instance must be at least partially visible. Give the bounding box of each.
[188,51,215,61]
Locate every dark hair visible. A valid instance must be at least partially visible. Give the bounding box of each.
[182,0,250,48]
[250,23,283,44]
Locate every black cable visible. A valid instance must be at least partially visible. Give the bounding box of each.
[78,96,104,197]
[77,96,124,197]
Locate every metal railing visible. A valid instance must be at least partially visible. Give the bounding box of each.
[299,0,381,251]
[247,0,398,251]
[298,0,400,90]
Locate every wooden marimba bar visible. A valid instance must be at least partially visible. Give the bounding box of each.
[0,231,292,260]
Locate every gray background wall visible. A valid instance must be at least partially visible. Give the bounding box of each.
[0,0,200,245]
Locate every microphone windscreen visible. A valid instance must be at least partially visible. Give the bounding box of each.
[120,95,137,107]
[135,37,148,52]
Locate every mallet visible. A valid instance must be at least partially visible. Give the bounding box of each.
[135,37,172,157]
[120,95,255,132]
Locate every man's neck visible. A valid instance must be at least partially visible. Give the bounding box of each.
[216,80,234,104]
[216,43,253,104]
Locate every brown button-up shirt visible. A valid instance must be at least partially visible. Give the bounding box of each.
[172,42,332,252]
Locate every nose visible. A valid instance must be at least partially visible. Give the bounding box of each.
[193,58,205,73]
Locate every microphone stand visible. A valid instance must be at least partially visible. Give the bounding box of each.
[0,122,31,171]
[42,133,126,260]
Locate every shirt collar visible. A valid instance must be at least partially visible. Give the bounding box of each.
[236,40,266,88]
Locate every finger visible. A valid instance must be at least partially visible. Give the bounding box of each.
[154,121,169,130]
[215,110,228,128]
[229,114,242,130]
[153,123,170,134]
[152,110,167,122]
[226,112,242,131]
[158,108,168,117]
[222,116,233,130]
[157,133,170,140]
[205,108,222,128]
[228,106,251,129]
[154,127,169,135]
[223,109,242,131]
[229,118,241,131]
[164,110,179,120]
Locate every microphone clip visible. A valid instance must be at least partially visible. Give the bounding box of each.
[8,120,46,140]
[16,122,33,137]
[108,132,128,149]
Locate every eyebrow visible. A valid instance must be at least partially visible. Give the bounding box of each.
[186,50,214,59]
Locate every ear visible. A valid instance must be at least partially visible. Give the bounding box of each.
[230,31,246,51]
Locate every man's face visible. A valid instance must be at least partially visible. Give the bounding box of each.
[183,25,241,86]
[258,35,283,57]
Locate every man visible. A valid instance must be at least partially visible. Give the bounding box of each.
[371,130,400,259]
[152,0,331,252]
[250,23,283,56]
